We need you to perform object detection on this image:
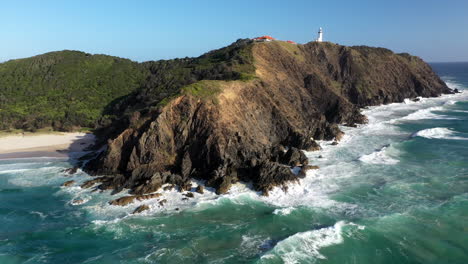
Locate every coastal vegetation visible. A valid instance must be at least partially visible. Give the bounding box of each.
[0,39,254,132]
[0,51,147,131]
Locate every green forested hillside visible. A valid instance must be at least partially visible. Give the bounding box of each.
[0,50,147,131]
[0,40,254,132]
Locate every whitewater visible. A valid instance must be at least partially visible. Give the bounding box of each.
[1,63,468,263]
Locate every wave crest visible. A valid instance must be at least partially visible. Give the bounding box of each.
[359,146,399,165]
[412,127,468,140]
[259,221,364,263]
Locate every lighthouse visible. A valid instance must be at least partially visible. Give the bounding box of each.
[316,27,323,42]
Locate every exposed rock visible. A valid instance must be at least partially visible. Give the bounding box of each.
[109,193,162,206]
[132,172,166,195]
[71,199,85,205]
[62,180,75,187]
[80,177,108,189]
[304,165,320,170]
[280,147,308,167]
[179,182,192,192]
[195,185,204,194]
[214,176,234,195]
[133,204,150,214]
[335,131,345,142]
[63,167,79,175]
[254,162,299,194]
[305,141,322,151]
[331,141,339,146]
[109,196,136,206]
[159,199,167,206]
[184,192,194,198]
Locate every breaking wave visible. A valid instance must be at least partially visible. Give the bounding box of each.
[358,145,400,165]
[412,127,468,140]
[259,221,364,263]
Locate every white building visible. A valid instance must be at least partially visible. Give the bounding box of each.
[316,27,323,42]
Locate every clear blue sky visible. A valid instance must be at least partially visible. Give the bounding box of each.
[2,0,467,62]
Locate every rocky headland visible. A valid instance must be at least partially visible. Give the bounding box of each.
[79,40,452,196]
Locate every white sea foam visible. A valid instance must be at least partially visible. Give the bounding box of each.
[70,196,91,205]
[359,146,400,165]
[273,207,296,216]
[0,169,31,174]
[259,221,364,263]
[412,127,468,140]
[30,211,47,220]
[397,106,457,121]
[445,79,464,91]
[11,77,467,231]
[239,234,271,256]
[7,166,65,187]
[256,83,468,211]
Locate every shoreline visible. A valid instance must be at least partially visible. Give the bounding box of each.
[0,132,95,159]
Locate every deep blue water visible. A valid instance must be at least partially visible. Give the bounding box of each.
[0,62,467,263]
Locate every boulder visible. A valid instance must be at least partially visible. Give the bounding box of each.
[62,167,78,175]
[215,177,233,195]
[109,193,162,206]
[195,185,204,194]
[159,199,167,206]
[179,182,192,192]
[71,199,85,205]
[335,131,345,142]
[62,180,75,187]
[109,196,136,206]
[305,141,322,151]
[133,204,150,214]
[80,177,108,189]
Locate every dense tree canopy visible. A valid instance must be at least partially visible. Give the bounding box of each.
[0,39,254,132]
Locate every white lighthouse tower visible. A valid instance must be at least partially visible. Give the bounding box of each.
[316,27,323,42]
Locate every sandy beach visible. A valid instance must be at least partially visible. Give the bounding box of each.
[0,132,95,159]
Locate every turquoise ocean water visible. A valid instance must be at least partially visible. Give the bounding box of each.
[1,63,467,264]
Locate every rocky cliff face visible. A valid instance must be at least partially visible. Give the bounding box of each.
[84,41,452,195]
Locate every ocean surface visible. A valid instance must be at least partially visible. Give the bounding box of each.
[1,63,467,264]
